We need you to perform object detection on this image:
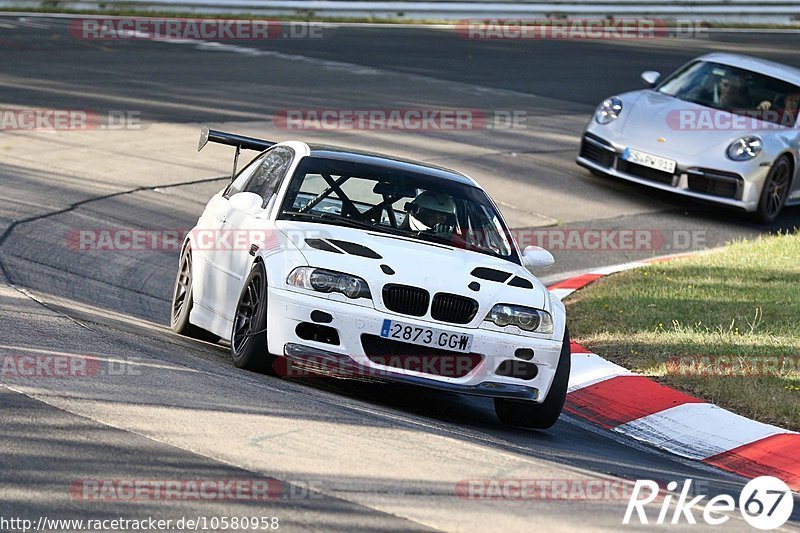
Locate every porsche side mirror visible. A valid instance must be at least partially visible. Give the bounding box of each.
[641,71,661,87]
[521,246,555,269]
[229,192,263,214]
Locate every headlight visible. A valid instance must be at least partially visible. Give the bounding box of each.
[726,136,763,161]
[595,97,623,125]
[287,267,371,299]
[484,304,553,334]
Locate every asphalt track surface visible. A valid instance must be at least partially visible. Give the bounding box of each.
[0,15,799,531]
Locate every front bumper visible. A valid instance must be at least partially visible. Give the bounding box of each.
[576,131,769,212]
[267,286,565,402]
[283,343,539,400]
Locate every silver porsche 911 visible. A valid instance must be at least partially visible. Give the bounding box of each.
[577,53,800,223]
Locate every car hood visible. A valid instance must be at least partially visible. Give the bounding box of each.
[276,220,548,312]
[609,90,776,157]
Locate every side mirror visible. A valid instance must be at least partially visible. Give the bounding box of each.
[229,192,263,214]
[641,71,661,87]
[521,246,555,269]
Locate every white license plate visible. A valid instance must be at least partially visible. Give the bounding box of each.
[623,147,676,174]
[380,319,474,353]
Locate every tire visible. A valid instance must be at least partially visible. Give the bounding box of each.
[230,262,276,374]
[170,244,220,343]
[753,156,792,224]
[494,328,571,429]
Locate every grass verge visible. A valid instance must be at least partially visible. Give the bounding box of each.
[566,232,800,431]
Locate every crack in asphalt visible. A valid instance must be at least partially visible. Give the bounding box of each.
[0,175,228,285]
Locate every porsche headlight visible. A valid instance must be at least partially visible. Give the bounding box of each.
[484,304,553,334]
[595,97,623,125]
[287,267,371,299]
[726,136,763,161]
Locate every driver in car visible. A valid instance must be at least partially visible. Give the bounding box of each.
[406,191,457,234]
[715,75,751,108]
[757,91,800,126]
[688,74,750,109]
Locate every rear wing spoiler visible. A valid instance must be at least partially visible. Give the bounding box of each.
[197,124,276,179]
[198,124,275,152]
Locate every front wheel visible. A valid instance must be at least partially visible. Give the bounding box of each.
[494,328,571,429]
[230,262,276,374]
[753,156,792,224]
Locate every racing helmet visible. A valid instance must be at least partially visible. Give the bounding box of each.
[408,191,456,231]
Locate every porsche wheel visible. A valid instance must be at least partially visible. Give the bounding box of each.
[231,262,276,374]
[754,156,792,224]
[494,328,571,429]
[170,244,219,342]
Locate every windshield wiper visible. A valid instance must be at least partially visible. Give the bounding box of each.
[410,231,457,247]
[283,210,367,228]
[409,230,506,258]
[284,211,501,257]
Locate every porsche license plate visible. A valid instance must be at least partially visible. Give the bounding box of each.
[623,147,676,174]
[380,319,473,353]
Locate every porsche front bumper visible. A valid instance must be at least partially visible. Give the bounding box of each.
[576,131,771,212]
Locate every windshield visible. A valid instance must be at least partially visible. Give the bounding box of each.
[279,156,518,263]
[657,61,800,126]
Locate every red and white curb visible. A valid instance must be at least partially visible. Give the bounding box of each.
[548,258,800,492]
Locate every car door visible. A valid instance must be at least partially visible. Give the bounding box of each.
[208,146,295,318]
[193,151,268,312]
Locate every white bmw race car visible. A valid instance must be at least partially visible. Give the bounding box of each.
[171,127,570,428]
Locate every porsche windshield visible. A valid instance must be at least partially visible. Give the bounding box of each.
[279,156,517,262]
[657,61,800,126]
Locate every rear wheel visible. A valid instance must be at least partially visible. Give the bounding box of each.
[753,156,792,224]
[494,328,571,429]
[230,262,276,374]
[170,244,219,342]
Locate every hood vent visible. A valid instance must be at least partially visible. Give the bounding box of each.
[305,238,343,254]
[508,276,534,289]
[327,239,382,259]
[304,238,381,259]
[471,267,511,283]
